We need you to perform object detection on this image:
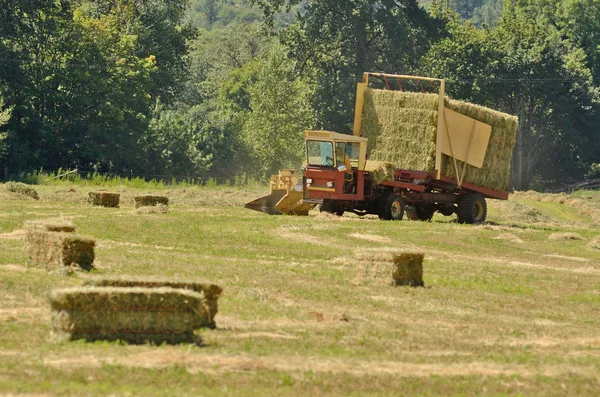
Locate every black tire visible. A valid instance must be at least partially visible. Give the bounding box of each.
[378,194,404,221]
[405,204,434,221]
[320,201,344,217]
[457,193,487,224]
[439,205,455,217]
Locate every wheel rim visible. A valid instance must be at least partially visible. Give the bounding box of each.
[391,200,402,218]
[472,201,484,220]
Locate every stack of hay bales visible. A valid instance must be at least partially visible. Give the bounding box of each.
[83,276,223,329]
[88,192,120,208]
[134,195,169,208]
[25,220,95,271]
[360,89,518,192]
[355,249,424,287]
[47,287,209,344]
[364,160,395,185]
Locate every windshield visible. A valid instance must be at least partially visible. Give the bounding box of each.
[306,140,334,166]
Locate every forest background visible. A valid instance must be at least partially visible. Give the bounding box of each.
[0,0,599,191]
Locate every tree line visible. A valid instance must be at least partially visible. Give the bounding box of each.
[0,0,598,190]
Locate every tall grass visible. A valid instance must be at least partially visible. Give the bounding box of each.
[18,169,258,190]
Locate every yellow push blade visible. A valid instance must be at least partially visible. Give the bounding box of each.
[275,190,315,216]
[244,191,286,215]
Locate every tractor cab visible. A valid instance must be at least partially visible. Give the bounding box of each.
[303,130,368,202]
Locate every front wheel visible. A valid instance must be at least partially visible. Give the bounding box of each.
[405,204,435,221]
[320,201,344,217]
[457,193,487,224]
[378,194,404,221]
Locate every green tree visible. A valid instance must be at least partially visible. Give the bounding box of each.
[422,0,600,189]
[242,44,315,179]
[269,0,443,132]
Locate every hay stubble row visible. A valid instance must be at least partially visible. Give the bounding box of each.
[1,186,599,395]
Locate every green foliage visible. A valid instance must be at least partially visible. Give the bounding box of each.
[0,98,11,163]
[242,44,315,179]
[587,163,600,179]
[276,0,442,132]
[0,0,193,175]
[421,0,600,189]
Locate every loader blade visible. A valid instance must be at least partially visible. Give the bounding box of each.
[244,190,286,215]
[275,190,315,216]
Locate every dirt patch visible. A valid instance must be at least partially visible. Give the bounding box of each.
[548,232,585,241]
[493,233,524,244]
[0,307,48,323]
[0,230,25,240]
[543,254,589,263]
[43,350,596,378]
[348,233,393,244]
[271,229,336,247]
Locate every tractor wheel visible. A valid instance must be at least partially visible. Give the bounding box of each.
[378,194,404,221]
[320,201,344,217]
[439,205,455,217]
[405,204,434,221]
[457,193,487,224]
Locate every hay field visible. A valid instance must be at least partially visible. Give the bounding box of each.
[0,184,599,396]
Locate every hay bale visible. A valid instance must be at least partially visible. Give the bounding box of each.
[392,252,424,287]
[548,232,585,241]
[134,195,169,208]
[88,192,120,208]
[364,160,395,185]
[47,287,208,344]
[589,235,600,250]
[135,204,169,214]
[27,231,95,271]
[5,181,39,200]
[360,88,518,191]
[355,249,424,287]
[83,276,222,329]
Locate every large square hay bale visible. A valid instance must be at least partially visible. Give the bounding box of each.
[27,231,95,271]
[355,249,424,287]
[47,287,208,344]
[360,88,518,191]
[88,192,120,208]
[83,276,222,328]
[392,252,424,287]
[134,195,169,208]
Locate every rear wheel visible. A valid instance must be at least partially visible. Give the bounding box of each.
[405,204,435,221]
[320,201,344,217]
[457,193,487,224]
[378,194,404,221]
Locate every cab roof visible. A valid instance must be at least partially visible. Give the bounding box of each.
[304,130,368,143]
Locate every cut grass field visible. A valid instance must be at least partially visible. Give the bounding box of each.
[1,184,599,396]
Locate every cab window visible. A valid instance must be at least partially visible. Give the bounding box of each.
[306,140,334,166]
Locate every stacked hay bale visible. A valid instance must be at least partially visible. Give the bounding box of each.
[47,287,209,344]
[25,220,95,271]
[364,160,395,185]
[83,276,223,329]
[134,195,169,208]
[360,88,518,192]
[88,192,120,208]
[355,249,424,287]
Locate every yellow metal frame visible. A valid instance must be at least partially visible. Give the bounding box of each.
[304,130,368,170]
[352,73,492,187]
